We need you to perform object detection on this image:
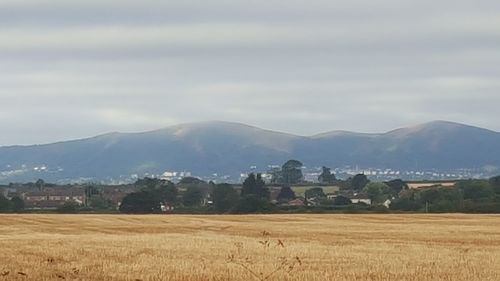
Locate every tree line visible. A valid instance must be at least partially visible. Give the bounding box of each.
[2,159,500,214]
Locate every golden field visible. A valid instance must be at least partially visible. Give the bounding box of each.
[1,214,500,281]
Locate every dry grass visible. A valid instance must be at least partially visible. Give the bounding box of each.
[1,214,500,280]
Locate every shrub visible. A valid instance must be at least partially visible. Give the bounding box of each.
[56,202,80,214]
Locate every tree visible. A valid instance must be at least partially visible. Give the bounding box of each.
[36,179,45,190]
[137,178,178,204]
[178,177,206,185]
[11,196,24,212]
[241,173,269,200]
[456,180,494,200]
[236,195,274,213]
[385,179,408,195]
[0,195,12,212]
[134,177,161,188]
[267,167,283,184]
[56,202,80,214]
[183,185,203,207]
[119,191,161,213]
[276,186,296,203]
[305,187,326,200]
[489,176,500,194]
[333,195,352,206]
[418,187,463,212]
[158,185,178,204]
[350,174,370,191]
[363,182,391,204]
[241,173,257,197]
[213,184,239,213]
[282,160,303,185]
[89,196,110,210]
[318,167,336,184]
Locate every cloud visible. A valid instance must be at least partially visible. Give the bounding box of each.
[0,0,499,145]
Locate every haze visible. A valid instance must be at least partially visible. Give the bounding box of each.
[1,0,499,145]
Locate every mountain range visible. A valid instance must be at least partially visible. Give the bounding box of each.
[0,120,499,183]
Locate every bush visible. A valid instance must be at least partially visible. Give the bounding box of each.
[390,198,422,212]
[236,195,275,213]
[0,195,13,213]
[11,196,25,212]
[333,195,352,206]
[456,180,494,200]
[461,199,500,213]
[119,191,161,214]
[56,202,80,214]
[213,184,239,213]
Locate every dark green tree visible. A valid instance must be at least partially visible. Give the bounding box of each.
[305,187,326,200]
[0,195,13,212]
[456,180,494,200]
[11,196,25,212]
[56,202,80,214]
[89,197,110,210]
[350,174,370,191]
[385,179,408,195]
[138,178,178,204]
[282,160,303,185]
[418,187,463,212]
[213,184,239,213]
[333,195,352,206]
[119,191,161,213]
[241,173,269,200]
[276,186,296,203]
[241,173,257,196]
[236,195,274,213]
[178,177,206,185]
[267,167,283,184]
[318,166,336,184]
[183,185,203,206]
[159,185,178,204]
[364,182,391,204]
[36,179,45,191]
[489,176,500,194]
[134,177,161,188]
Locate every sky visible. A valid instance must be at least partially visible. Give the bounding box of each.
[1,0,500,145]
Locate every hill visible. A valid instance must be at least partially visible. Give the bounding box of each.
[0,121,499,183]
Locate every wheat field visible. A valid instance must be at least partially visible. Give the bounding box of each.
[1,214,499,281]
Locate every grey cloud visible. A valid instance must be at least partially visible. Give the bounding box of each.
[0,0,499,145]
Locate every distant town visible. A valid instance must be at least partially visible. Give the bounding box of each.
[0,162,494,186]
[136,165,494,185]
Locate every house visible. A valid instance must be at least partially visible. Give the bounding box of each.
[326,193,337,200]
[350,194,372,205]
[407,182,456,189]
[160,203,175,212]
[286,198,305,207]
[23,188,86,210]
[306,197,322,206]
[382,199,392,208]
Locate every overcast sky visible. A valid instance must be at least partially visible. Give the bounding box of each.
[1,0,499,145]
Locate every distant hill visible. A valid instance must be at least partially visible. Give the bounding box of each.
[0,120,499,183]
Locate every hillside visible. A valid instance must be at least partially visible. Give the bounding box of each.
[0,121,499,183]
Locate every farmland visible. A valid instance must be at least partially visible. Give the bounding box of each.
[1,214,500,280]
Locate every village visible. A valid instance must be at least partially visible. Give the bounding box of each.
[0,174,461,213]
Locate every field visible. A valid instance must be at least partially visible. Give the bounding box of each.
[1,214,500,281]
